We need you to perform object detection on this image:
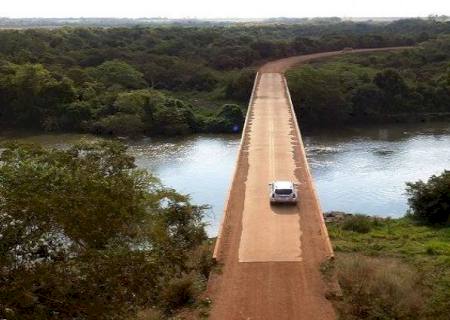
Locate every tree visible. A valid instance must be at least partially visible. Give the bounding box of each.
[0,141,210,319]
[225,68,256,102]
[287,66,350,123]
[90,60,146,89]
[374,69,408,97]
[351,83,385,117]
[0,63,76,129]
[152,98,197,135]
[406,170,450,225]
[217,104,245,132]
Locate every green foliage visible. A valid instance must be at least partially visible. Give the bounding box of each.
[225,68,256,102]
[0,21,449,135]
[287,35,450,126]
[327,216,450,319]
[89,60,147,89]
[152,98,197,136]
[160,274,199,312]
[287,65,350,123]
[202,104,245,133]
[0,141,212,319]
[90,113,145,136]
[406,170,450,225]
[0,62,76,129]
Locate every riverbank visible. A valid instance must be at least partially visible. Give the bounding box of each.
[324,213,450,319]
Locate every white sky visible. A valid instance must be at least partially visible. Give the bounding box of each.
[0,0,449,19]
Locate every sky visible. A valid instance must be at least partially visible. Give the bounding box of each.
[0,0,449,19]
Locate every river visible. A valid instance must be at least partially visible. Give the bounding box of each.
[1,121,449,236]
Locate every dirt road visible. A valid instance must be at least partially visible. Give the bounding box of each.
[208,47,411,320]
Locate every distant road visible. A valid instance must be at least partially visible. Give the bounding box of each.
[208,47,412,320]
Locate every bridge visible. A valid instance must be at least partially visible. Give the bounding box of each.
[208,48,410,320]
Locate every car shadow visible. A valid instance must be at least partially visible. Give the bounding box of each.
[270,203,298,215]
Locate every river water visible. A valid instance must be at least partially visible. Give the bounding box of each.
[1,121,449,236]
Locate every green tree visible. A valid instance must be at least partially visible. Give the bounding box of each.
[406,170,450,225]
[287,66,350,123]
[0,141,211,319]
[152,98,197,135]
[90,60,147,89]
[0,63,75,129]
[351,83,385,117]
[225,68,256,102]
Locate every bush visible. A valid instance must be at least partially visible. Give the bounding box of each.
[406,170,450,225]
[342,215,373,233]
[336,255,423,319]
[160,274,199,312]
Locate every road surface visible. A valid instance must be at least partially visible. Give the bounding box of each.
[208,47,411,320]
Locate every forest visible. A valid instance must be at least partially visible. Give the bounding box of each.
[0,18,449,137]
[287,35,450,126]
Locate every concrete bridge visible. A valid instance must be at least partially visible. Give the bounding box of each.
[208,48,410,320]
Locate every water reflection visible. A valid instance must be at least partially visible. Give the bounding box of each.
[304,122,450,217]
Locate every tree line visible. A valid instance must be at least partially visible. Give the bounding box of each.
[0,19,449,136]
[287,35,450,126]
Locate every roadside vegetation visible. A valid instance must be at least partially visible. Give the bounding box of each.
[287,35,450,127]
[0,141,215,319]
[326,171,450,320]
[0,18,449,136]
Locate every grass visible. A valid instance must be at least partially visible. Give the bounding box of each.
[327,216,450,320]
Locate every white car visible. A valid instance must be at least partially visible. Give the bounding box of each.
[269,181,298,204]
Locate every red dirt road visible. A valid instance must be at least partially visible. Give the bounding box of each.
[208,48,411,320]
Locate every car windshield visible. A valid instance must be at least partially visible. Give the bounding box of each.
[275,189,292,195]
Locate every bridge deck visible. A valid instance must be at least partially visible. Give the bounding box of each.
[208,71,334,320]
[209,48,410,320]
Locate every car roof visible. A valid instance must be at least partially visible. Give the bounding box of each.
[273,181,294,189]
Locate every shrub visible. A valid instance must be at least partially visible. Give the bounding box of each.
[336,255,423,319]
[160,274,198,312]
[406,170,450,225]
[342,215,373,233]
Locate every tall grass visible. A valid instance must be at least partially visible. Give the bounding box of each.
[335,255,423,319]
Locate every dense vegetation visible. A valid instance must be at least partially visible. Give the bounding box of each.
[325,172,450,319]
[0,141,214,319]
[326,216,450,320]
[406,170,450,225]
[1,18,450,136]
[287,35,450,127]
